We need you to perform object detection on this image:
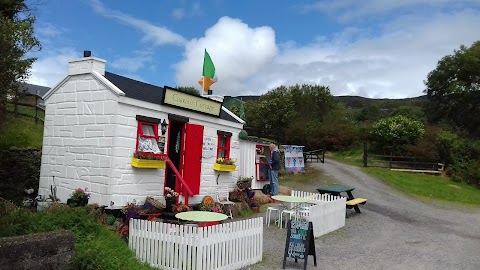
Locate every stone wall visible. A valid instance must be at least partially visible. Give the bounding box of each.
[0,148,41,205]
[0,231,74,270]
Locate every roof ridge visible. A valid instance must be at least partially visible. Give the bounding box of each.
[105,71,164,89]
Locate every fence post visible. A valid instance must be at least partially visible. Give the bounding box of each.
[35,90,39,124]
[363,141,368,167]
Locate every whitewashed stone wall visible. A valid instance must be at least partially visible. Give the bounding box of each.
[39,57,244,207]
[39,74,120,206]
[109,101,168,206]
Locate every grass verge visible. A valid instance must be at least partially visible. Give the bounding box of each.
[364,167,480,206]
[0,203,155,270]
[0,114,44,149]
[279,165,337,191]
[330,149,480,207]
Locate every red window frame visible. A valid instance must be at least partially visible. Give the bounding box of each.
[136,121,160,157]
[216,134,231,159]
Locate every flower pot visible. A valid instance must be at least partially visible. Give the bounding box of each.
[67,197,89,207]
[165,198,176,212]
[131,157,165,168]
[213,163,236,172]
[251,206,260,213]
[36,201,52,212]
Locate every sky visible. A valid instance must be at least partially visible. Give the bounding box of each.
[27,0,480,98]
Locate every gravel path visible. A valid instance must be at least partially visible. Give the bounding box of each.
[242,158,480,270]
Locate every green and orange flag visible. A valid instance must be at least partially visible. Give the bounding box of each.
[198,49,217,92]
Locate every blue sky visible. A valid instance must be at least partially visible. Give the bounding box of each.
[28,0,480,98]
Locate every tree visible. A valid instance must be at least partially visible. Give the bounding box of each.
[245,84,340,144]
[424,41,480,137]
[369,115,425,153]
[0,0,41,122]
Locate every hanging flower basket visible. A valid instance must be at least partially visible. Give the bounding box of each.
[213,163,236,172]
[131,158,165,168]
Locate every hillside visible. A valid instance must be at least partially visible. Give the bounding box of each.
[225,94,427,109]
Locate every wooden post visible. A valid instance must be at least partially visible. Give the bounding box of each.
[35,91,39,124]
[363,141,368,167]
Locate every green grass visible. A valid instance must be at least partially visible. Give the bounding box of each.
[330,148,480,207]
[364,167,480,206]
[0,114,44,149]
[6,103,45,119]
[0,204,155,270]
[280,165,337,191]
[326,148,364,167]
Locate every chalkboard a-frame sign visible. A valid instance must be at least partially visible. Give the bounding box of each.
[283,221,317,270]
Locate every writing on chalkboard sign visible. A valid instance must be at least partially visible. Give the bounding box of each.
[283,221,317,270]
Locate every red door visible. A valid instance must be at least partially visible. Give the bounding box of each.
[181,123,204,195]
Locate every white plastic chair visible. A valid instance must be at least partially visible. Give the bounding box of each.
[265,206,280,227]
[215,193,234,219]
[280,209,297,228]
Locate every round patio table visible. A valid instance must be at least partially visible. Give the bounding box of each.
[175,211,228,226]
[271,195,308,204]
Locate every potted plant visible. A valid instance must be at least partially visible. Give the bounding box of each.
[236,176,252,190]
[173,202,192,213]
[229,187,247,202]
[131,152,166,168]
[214,157,236,172]
[67,188,90,207]
[164,187,179,212]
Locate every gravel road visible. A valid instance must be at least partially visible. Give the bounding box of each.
[243,158,480,270]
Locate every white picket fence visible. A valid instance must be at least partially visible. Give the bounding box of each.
[291,190,346,237]
[129,217,263,270]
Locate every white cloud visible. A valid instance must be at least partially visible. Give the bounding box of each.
[172,8,185,20]
[110,51,154,72]
[175,17,277,96]
[171,3,203,20]
[90,0,186,46]
[36,23,64,39]
[174,9,480,98]
[28,48,77,87]
[254,9,480,98]
[302,0,480,23]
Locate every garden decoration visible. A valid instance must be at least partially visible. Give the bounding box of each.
[214,157,236,172]
[67,188,90,207]
[131,152,166,168]
[200,195,223,213]
[144,196,164,213]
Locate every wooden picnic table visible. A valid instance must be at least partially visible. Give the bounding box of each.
[316,185,362,214]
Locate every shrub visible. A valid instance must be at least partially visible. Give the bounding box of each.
[0,202,154,269]
[369,115,425,153]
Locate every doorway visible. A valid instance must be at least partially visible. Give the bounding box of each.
[165,120,184,191]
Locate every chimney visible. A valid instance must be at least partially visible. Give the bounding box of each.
[68,50,106,76]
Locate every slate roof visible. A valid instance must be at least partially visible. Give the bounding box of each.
[21,83,50,97]
[104,72,241,123]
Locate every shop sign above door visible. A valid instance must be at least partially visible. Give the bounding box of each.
[163,87,222,116]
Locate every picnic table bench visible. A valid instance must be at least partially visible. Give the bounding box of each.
[316,185,367,217]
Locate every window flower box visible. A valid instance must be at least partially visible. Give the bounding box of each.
[214,163,236,172]
[131,157,165,168]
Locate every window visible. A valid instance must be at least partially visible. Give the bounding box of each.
[136,121,161,156]
[217,131,232,159]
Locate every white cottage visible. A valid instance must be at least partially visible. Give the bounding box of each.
[38,53,246,207]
